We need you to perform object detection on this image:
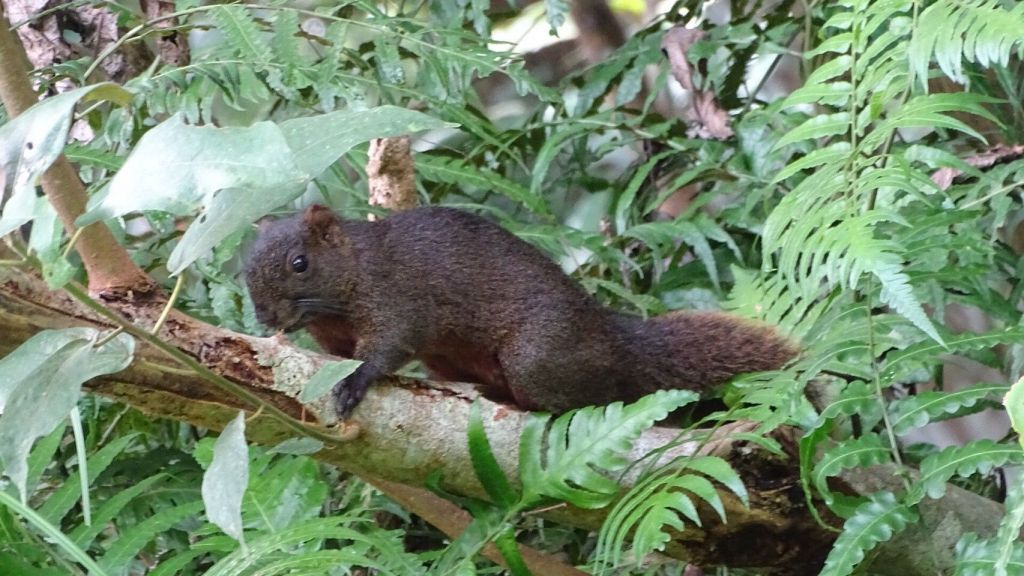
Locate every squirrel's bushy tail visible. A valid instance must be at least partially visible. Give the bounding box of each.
[624,311,798,394]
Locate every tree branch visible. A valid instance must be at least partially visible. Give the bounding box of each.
[0,264,1007,574]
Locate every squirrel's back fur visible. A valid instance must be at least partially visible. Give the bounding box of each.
[245,205,797,415]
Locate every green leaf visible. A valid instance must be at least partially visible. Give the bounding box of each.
[774,112,851,149]
[98,500,206,573]
[211,5,271,63]
[267,437,324,455]
[889,383,1009,435]
[0,83,130,237]
[820,492,917,576]
[595,455,747,570]
[543,0,570,32]
[529,123,590,200]
[202,411,249,546]
[205,517,422,575]
[882,328,1024,385]
[416,155,549,215]
[0,490,110,576]
[298,359,362,403]
[70,473,167,548]
[0,328,133,502]
[993,479,1024,576]
[468,400,518,508]
[519,389,698,508]
[771,142,851,183]
[91,112,286,219]
[813,434,893,506]
[1006,376,1024,450]
[279,106,457,178]
[492,525,531,576]
[915,440,1024,502]
[956,532,1024,576]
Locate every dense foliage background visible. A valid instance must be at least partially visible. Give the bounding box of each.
[2,0,1024,574]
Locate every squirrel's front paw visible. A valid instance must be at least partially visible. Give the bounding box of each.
[332,371,371,419]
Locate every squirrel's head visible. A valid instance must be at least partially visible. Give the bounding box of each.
[244,204,352,332]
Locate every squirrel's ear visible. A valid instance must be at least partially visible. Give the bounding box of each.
[303,204,344,245]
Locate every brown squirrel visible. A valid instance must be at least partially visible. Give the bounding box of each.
[245,205,797,418]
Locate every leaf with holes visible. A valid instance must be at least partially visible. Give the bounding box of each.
[0,83,130,237]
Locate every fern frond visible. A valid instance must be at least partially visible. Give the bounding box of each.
[210,5,271,64]
[820,492,918,576]
[415,155,549,215]
[909,0,1024,89]
[913,439,1024,503]
[888,383,1009,435]
[518,389,698,509]
[98,501,206,572]
[813,434,893,506]
[955,532,1024,576]
[203,517,423,575]
[37,433,138,524]
[593,456,747,573]
[881,327,1024,386]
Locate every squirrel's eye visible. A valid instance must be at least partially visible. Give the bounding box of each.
[291,255,308,273]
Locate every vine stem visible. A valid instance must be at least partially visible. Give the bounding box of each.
[151,273,184,335]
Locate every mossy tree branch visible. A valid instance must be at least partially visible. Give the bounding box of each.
[0,264,1008,575]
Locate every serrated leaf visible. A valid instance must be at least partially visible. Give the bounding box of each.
[956,532,1024,576]
[684,456,748,506]
[993,479,1024,576]
[202,411,249,546]
[774,112,851,149]
[543,0,570,32]
[883,328,1024,385]
[0,83,130,237]
[820,492,917,576]
[529,123,590,200]
[519,389,698,508]
[204,516,423,576]
[0,328,133,502]
[211,5,271,63]
[772,142,852,183]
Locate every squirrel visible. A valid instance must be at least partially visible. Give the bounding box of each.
[244,205,797,418]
